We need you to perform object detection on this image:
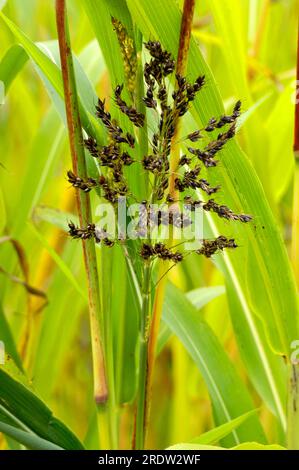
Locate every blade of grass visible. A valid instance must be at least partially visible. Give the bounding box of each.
[157,286,225,355]
[190,410,259,445]
[287,22,299,450]
[0,421,63,450]
[0,10,102,142]
[0,44,28,92]
[0,363,84,449]
[163,283,266,446]
[0,303,22,371]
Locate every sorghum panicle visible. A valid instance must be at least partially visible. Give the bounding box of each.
[67,37,252,263]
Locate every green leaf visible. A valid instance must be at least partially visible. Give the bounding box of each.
[207,0,250,100]
[233,442,285,450]
[0,11,101,141]
[0,44,28,92]
[158,286,225,355]
[0,302,22,371]
[12,110,67,236]
[167,443,223,450]
[167,442,285,450]
[186,286,225,310]
[0,421,63,450]
[264,82,294,201]
[226,281,287,428]
[82,0,129,87]
[163,283,266,446]
[0,186,6,234]
[27,223,87,302]
[0,364,84,449]
[33,205,78,232]
[112,246,139,404]
[191,410,258,445]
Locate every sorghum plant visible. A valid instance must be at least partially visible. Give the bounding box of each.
[67,33,251,448]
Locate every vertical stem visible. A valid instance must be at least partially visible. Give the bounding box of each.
[134,263,151,450]
[55,0,109,447]
[168,0,196,199]
[99,246,117,448]
[251,0,270,59]
[144,0,196,447]
[287,363,299,449]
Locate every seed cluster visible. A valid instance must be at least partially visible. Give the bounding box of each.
[68,222,114,247]
[67,36,252,264]
[187,124,236,168]
[141,41,205,202]
[83,99,135,203]
[67,170,97,193]
[140,242,183,263]
[175,165,220,195]
[196,236,237,258]
[136,202,192,236]
[114,85,145,128]
[184,196,252,223]
[111,17,137,94]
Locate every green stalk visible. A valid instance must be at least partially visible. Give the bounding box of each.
[135,30,149,197]
[134,262,151,450]
[55,0,109,448]
[100,246,118,449]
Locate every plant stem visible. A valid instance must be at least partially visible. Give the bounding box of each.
[55,0,109,447]
[143,0,196,447]
[287,362,299,449]
[251,0,270,60]
[168,0,196,198]
[134,262,151,450]
[100,246,118,449]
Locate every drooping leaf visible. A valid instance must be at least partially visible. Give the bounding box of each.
[0,363,84,449]
[0,421,63,450]
[0,44,28,92]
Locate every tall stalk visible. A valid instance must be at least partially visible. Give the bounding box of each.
[288,21,299,451]
[287,363,299,449]
[55,0,109,448]
[143,0,196,448]
[134,262,151,450]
